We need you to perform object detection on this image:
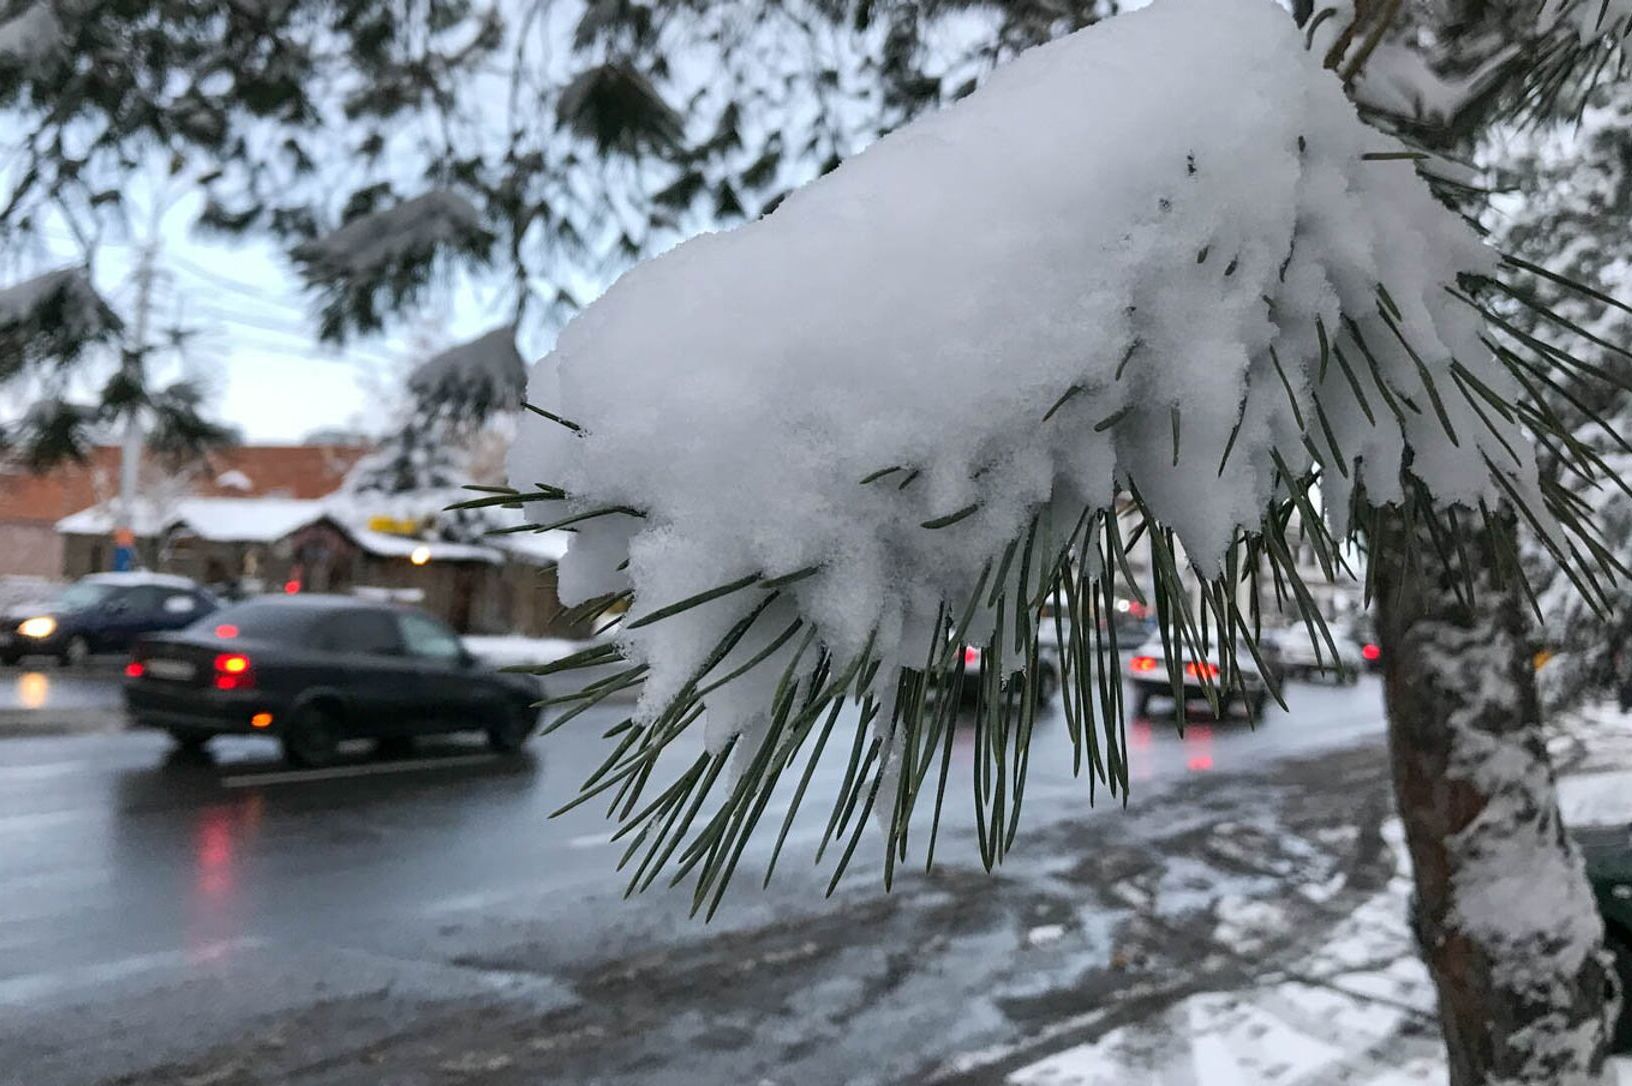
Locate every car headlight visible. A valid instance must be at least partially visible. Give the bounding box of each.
[17,616,57,639]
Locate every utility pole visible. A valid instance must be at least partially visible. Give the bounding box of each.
[113,242,155,571]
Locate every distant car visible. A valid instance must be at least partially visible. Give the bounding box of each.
[956,640,1061,705]
[1268,627,1364,685]
[1574,824,1632,1051]
[0,572,216,666]
[1124,635,1269,720]
[124,595,543,766]
[1347,620,1384,673]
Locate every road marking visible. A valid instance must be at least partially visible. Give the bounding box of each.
[221,754,499,789]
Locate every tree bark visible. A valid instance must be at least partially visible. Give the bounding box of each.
[1375,511,1619,1084]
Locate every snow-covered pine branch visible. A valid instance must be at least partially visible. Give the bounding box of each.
[505,0,1620,911]
[0,266,122,378]
[291,191,494,343]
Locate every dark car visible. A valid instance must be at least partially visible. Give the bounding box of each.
[123,595,542,766]
[1,572,217,666]
[1576,824,1632,1051]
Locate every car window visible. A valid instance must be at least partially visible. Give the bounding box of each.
[121,586,168,613]
[398,613,463,661]
[198,599,317,642]
[321,610,404,656]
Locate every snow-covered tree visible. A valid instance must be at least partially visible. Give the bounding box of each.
[497,1,1632,1083]
[1485,84,1632,712]
[346,325,526,542]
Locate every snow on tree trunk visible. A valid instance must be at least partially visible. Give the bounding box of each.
[1376,513,1619,1085]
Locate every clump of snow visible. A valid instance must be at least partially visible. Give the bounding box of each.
[214,469,253,492]
[0,2,62,68]
[0,267,119,342]
[293,191,487,279]
[511,0,1538,744]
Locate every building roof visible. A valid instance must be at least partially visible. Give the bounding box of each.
[57,493,566,568]
[0,444,369,527]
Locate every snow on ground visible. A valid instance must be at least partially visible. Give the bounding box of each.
[1559,770,1632,828]
[1551,698,1632,828]
[1008,805,1632,1084]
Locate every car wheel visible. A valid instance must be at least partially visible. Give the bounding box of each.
[281,703,341,767]
[1608,927,1632,1053]
[59,636,90,667]
[487,707,537,754]
[1131,687,1153,717]
[0,650,18,667]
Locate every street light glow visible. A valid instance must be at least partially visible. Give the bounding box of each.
[410,545,432,566]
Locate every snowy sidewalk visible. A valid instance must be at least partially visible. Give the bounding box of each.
[990,702,1632,1086]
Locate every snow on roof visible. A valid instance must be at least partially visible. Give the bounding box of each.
[170,497,329,543]
[57,492,558,567]
[346,526,502,564]
[57,496,330,543]
[84,571,199,589]
[56,502,166,537]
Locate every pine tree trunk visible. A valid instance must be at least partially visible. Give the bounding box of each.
[1374,512,1618,1084]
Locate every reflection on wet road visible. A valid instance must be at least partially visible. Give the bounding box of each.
[0,675,1387,1084]
[0,665,124,713]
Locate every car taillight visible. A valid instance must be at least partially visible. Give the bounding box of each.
[1184,661,1221,680]
[124,660,144,678]
[963,646,981,667]
[1362,643,1381,662]
[283,580,301,595]
[1130,655,1158,672]
[214,653,254,690]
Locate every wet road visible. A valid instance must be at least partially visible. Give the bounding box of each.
[0,677,1389,1085]
[0,664,124,713]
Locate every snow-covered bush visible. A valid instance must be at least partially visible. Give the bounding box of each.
[499,0,1613,907]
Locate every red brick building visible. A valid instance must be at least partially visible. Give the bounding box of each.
[0,445,367,578]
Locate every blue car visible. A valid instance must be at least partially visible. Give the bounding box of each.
[0,573,217,666]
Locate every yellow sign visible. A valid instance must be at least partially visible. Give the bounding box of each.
[367,516,423,536]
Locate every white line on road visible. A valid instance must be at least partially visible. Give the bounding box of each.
[221,754,499,789]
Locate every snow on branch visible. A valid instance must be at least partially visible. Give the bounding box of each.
[0,266,121,377]
[0,1,63,70]
[503,0,1613,905]
[409,325,525,424]
[292,190,493,341]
